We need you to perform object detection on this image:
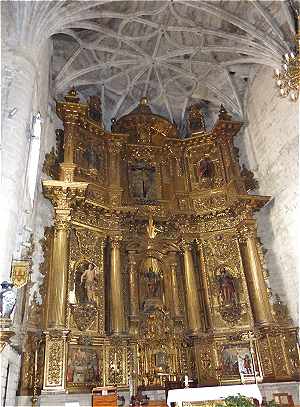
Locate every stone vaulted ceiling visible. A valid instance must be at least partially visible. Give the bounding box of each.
[3,1,298,130]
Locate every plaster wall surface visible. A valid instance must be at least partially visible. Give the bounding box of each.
[236,65,299,325]
[0,346,21,407]
[1,34,54,407]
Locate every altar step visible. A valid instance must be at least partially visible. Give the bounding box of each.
[147,402,168,407]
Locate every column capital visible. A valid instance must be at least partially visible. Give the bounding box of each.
[110,235,123,248]
[42,180,88,210]
[170,263,178,274]
[195,237,205,247]
[107,141,123,155]
[180,239,193,252]
[238,223,257,242]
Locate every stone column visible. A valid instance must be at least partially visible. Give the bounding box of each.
[238,223,274,327]
[195,239,213,331]
[0,50,48,282]
[181,240,203,334]
[110,236,125,334]
[169,255,181,319]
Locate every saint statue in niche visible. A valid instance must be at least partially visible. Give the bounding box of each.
[75,261,99,305]
[141,257,163,312]
[83,145,103,171]
[145,267,161,298]
[130,161,156,201]
[217,267,237,306]
[197,157,214,179]
[155,351,168,371]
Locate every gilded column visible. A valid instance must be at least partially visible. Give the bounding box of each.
[47,207,70,328]
[98,238,106,335]
[195,239,213,331]
[238,222,274,327]
[128,251,139,333]
[169,254,181,319]
[108,142,123,206]
[42,181,88,392]
[110,236,126,334]
[56,88,83,182]
[181,240,203,334]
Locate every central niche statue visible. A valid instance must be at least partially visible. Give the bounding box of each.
[140,257,164,312]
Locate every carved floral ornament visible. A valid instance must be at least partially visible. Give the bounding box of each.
[70,303,97,331]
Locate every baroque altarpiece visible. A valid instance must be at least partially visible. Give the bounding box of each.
[19,90,299,398]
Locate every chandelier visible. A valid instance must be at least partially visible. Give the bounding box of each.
[274,17,300,101]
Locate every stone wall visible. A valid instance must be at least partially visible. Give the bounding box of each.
[1,6,56,403]
[236,65,299,325]
[0,346,21,407]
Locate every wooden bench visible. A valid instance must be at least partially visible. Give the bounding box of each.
[92,393,117,407]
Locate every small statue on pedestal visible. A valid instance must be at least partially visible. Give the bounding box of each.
[0,281,16,318]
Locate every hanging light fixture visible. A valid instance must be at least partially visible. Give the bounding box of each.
[274,16,300,101]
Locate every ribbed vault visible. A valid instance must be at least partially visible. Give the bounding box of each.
[3,1,297,129]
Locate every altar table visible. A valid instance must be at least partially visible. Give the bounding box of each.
[167,384,262,407]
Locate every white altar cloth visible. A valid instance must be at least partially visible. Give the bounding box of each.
[167,384,262,406]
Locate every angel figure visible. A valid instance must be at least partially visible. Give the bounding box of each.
[146,215,160,239]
